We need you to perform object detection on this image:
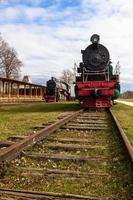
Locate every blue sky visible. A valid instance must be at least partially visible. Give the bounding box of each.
[0,0,94,25]
[1,0,80,7]
[0,0,133,91]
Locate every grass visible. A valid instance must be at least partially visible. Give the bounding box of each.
[0,102,80,140]
[111,103,133,146]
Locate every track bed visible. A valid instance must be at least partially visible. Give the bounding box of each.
[0,110,133,199]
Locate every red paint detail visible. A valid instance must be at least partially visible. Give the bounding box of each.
[45,96,56,102]
[100,89,114,96]
[83,98,112,108]
[77,80,118,89]
[76,80,118,108]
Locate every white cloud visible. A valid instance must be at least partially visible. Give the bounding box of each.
[121,74,133,84]
[0,0,133,89]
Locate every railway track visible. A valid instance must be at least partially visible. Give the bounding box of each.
[0,109,133,199]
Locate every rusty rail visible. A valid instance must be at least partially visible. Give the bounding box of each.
[0,109,83,162]
[109,109,133,165]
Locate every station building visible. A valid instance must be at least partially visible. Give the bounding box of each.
[0,76,46,102]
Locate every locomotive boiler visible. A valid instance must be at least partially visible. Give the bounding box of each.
[75,34,120,108]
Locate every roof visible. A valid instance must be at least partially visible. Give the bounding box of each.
[0,77,46,88]
[22,75,32,83]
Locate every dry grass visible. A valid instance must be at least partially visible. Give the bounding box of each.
[111,103,133,146]
[0,102,79,140]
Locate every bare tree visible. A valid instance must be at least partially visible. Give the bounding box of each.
[0,36,23,79]
[60,69,75,84]
[0,36,4,59]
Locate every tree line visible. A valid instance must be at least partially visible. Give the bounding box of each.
[0,35,23,79]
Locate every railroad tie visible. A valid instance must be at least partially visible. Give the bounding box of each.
[8,135,28,141]
[20,167,108,178]
[0,189,112,200]
[24,152,108,161]
[44,143,107,150]
[47,138,106,144]
[77,116,107,120]
[33,125,47,129]
[71,120,108,124]
[67,122,108,126]
[61,125,108,130]
[0,141,15,148]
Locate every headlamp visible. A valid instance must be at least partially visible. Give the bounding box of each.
[90,34,100,44]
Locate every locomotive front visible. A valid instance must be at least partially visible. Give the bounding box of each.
[75,34,120,108]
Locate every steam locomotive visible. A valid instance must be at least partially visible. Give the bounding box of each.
[45,77,70,102]
[75,34,120,108]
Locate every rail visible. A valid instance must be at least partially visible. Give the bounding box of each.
[0,109,83,162]
[109,109,133,165]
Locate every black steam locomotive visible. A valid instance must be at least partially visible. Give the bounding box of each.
[45,77,70,102]
[75,34,120,108]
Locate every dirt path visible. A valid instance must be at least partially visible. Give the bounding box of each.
[116,100,133,107]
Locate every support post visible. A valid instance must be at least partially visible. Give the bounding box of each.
[35,87,37,98]
[8,82,11,98]
[40,87,42,98]
[3,81,4,97]
[30,85,32,98]
[17,83,20,98]
[24,84,26,99]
